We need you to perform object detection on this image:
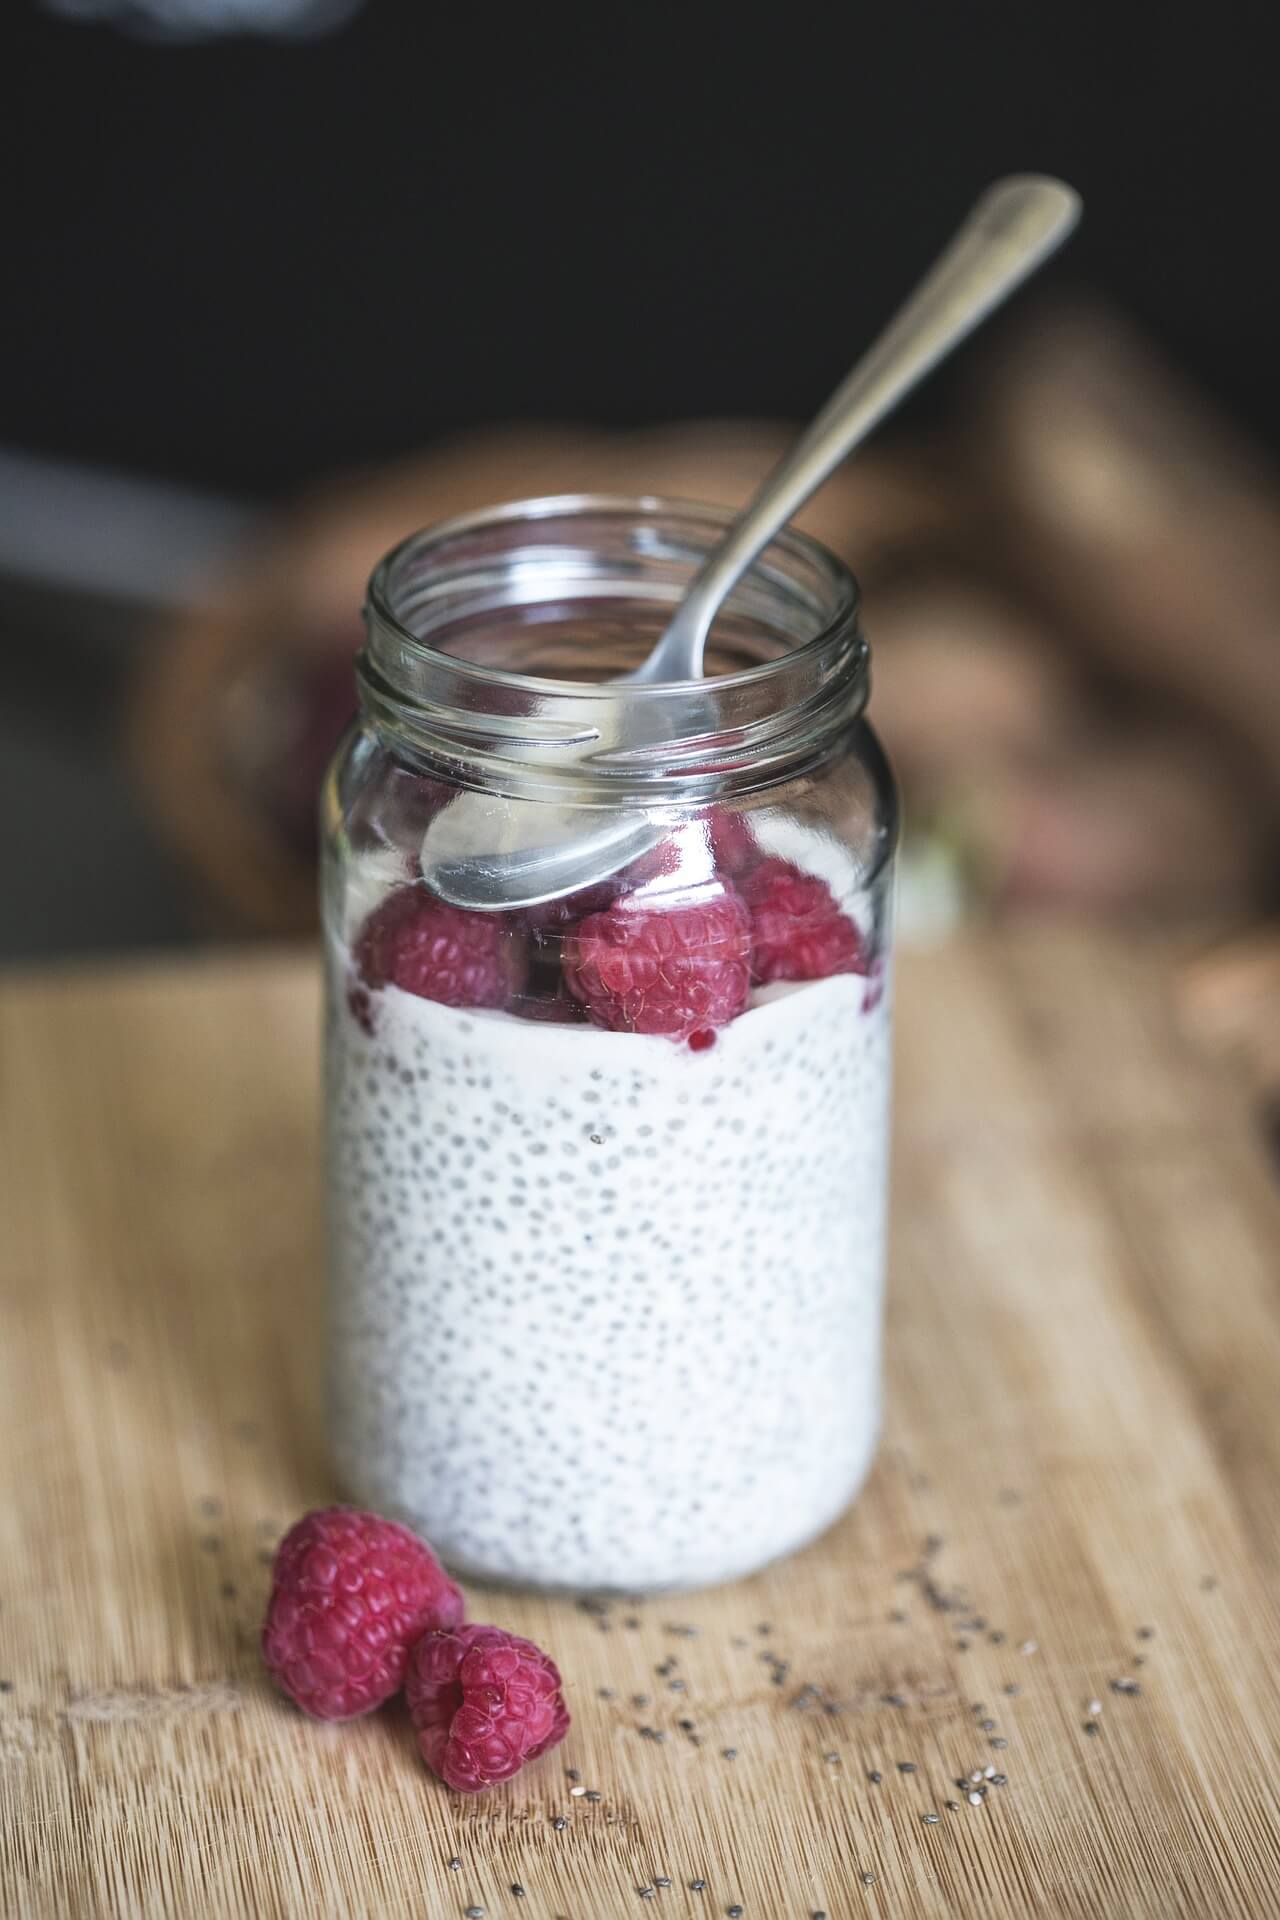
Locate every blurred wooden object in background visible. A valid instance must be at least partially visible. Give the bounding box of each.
[127,302,1280,947]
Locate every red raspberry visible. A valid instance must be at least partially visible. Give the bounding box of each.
[355,886,527,1009]
[742,858,869,983]
[707,805,760,877]
[262,1507,464,1721]
[562,890,751,1040]
[407,1623,570,1793]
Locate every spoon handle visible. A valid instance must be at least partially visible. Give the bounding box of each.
[658,175,1081,674]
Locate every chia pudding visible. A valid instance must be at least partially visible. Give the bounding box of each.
[323,496,897,1591]
[326,838,892,1591]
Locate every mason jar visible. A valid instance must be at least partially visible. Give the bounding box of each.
[322,495,896,1591]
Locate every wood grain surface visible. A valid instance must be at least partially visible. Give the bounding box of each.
[2,933,1279,1920]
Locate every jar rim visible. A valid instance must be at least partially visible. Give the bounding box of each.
[365,491,861,700]
[357,492,874,806]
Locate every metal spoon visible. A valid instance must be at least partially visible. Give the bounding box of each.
[422,174,1080,910]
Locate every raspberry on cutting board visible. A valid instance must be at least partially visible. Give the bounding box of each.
[262,1507,465,1721]
[562,890,751,1041]
[406,1623,571,1792]
[355,886,527,1010]
[741,857,869,983]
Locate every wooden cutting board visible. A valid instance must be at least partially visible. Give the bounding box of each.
[2,932,1279,1920]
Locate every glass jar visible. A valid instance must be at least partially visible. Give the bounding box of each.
[322,496,897,1592]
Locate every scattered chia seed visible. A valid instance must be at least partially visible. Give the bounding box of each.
[862,1873,876,1886]
[1136,1626,1155,1640]
[1004,1683,1020,1697]
[955,1640,970,1652]
[448,1858,461,1871]
[511,1887,525,1900]
[924,1533,944,1556]
[198,1497,221,1517]
[570,1786,587,1797]
[824,1752,840,1765]
[566,1768,581,1782]
[757,1623,772,1635]
[889,1609,908,1624]
[690,1882,706,1894]
[897,1761,917,1774]
[969,1791,984,1805]
[813,1912,828,1919]
[598,1688,616,1700]
[989,1773,1007,1786]
[256,1549,273,1566]
[722,1747,737,1760]
[553,1818,568,1831]
[868,1771,882,1784]
[465,1909,484,1919]
[979,1719,996,1733]
[946,1800,961,1812]
[1088,1700,1102,1715]
[969,1771,984,1784]
[678,1718,695,1731]
[921,1813,940,1825]
[655,1879,672,1890]
[632,1695,650,1709]
[983,1767,997,1779]
[639,1727,665,1743]
[728,1907,744,1918]
[990,1738,1009,1750]
[585,1790,603,1803]
[638,1892,655,1902]
[1021,1640,1038,1655]
[823,1703,840,1718]
[989,1631,1006,1645]
[624,1617,641,1630]
[1110,1678,1141,1696]
[1201,1575,1218,1592]
[665,1624,698,1638]
[731,1637,748,1649]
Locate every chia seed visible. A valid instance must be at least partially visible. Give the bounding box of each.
[447,1858,461,1871]
[690,1883,706,1894]
[552,1817,568,1830]
[921,1813,940,1825]
[897,1761,917,1774]
[868,1770,882,1784]
[722,1747,737,1760]
[990,1737,1009,1749]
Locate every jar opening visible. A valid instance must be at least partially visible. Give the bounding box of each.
[359,494,869,803]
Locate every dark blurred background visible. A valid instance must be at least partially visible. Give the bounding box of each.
[2,0,1278,1095]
